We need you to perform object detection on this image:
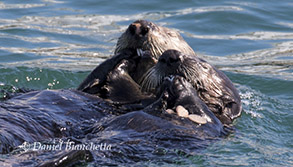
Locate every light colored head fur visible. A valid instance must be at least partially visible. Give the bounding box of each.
[114,20,196,59]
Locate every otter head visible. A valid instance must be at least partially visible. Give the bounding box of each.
[115,20,195,60]
[140,49,197,93]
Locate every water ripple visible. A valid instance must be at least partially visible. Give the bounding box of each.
[0,2,45,9]
[185,31,293,40]
[174,5,244,15]
[0,0,293,166]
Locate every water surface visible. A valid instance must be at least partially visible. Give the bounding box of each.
[0,0,292,166]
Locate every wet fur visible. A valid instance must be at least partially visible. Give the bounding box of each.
[78,20,197,96]
[141,50,242,124]
[0,76,226,156]
[102,59,154,104]
[77,49,137,94]
[115,20,196,59]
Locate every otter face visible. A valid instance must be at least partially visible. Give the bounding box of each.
[140,50,195,93]
[157,50,184,75]
[115,20,195,60]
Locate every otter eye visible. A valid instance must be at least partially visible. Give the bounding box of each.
[141,26,149,36]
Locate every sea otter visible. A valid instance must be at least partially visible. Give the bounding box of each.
[140,50,242,125]
[0,76,226,158]
[77,20,195,94]
[77,20,241,125]
[0,20,240,165]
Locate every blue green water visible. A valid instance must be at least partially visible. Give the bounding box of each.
[0,0,292,166]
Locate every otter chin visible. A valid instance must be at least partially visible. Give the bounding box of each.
[140,49,242,125]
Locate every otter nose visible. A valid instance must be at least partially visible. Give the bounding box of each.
[159,50,181,65]
[128,23,149,36]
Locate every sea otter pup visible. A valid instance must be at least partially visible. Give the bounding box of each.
[140,50,242,125]
[140,50,242,124]
[77,20,195,94]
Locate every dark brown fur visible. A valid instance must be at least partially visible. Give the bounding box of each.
[78,20,195,95]
[141,50,242,125]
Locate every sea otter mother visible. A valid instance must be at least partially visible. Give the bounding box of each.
[0,20,240,165]
[78,20,242,125]
[0,74,228,165]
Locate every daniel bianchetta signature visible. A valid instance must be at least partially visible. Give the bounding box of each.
[18,139,112,151]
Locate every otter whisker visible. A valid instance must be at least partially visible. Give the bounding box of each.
[140,67,156,92]
[181,65,193,79]
[139,64,166,92]
[179,62,203,89]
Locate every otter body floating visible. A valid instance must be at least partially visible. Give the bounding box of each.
[78,20,242,125]
[141,50,242,124]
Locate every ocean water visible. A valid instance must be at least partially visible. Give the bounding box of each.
[0,0,292,166]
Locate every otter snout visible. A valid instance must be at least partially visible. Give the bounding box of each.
[128,20,150,37]
[159,50,182,66]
